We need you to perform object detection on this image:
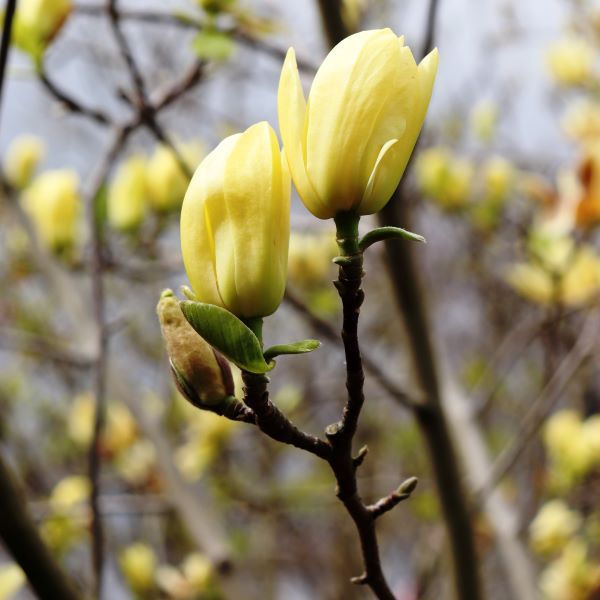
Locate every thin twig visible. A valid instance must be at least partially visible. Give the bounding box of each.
[0,453,82,600]
[0,329,94,369]
[475,312,600,502]
[241,371,331,460]
[39,65,112,125]
[0,0,17,118]
[284,289,418,409]
[86,126,130,599]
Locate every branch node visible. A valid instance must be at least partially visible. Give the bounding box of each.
[352,445,369,469]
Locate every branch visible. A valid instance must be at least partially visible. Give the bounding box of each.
[85,127,130,599]
[475,312,600,501]
[323,212,395,600]
[241,371,331,460]
[367,477,418,520]
[0,452,82,600]
[0,0,16,118]
[39,66,112,125]
[284,290,418,409]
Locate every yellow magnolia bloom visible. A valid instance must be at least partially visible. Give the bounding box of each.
[278,29,438,218]
[147,140,204,213]
[3,135,45,189]
[49,475,90,511]
[21,169,81,252]
[288,231,337,287]
[107,154,148,232]
[0,564,25,600]
[580,415,600,471]
[416,146,473,209]
[546,37,595,87]
[12,0,71,59]
[539,539,600,600]
[529,500,582,556]
[182,554,214,591]
[481,156,514,204]
[563,100,600,143]
[181,122,290,318]
[119,543,157,594]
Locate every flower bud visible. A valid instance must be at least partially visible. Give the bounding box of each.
[180,122,290,318]
[529,500,582,556]
[107,154,148,232]
[21,169,81,253]
[278,28,438,218]
[147,140,204,213]
[12,0,72,60]
[3,135,45,189]
[546,36,595,87]
[119,543,157,594]
[157,289,235,409]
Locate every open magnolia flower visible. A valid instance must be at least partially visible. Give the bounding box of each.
[278,28,438,219]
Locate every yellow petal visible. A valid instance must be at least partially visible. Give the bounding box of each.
[221,122,289,317]
[357,138,400,214]
[392,47,439,180]
[306,29,404,210]
[278,48,328,218]
[181,135,240,308]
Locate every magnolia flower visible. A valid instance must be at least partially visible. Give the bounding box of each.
[180,122,290,318]
[278,28,438,218]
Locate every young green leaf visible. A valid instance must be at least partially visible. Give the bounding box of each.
[263,340,321,361]
[180,301,273,374]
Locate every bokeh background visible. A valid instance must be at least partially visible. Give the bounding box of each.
[0,0,599,599]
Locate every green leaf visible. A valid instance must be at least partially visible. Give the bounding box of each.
[180,301,273,374]
[359,226,426,252]
[263,340,321,361]
[191,29,235,61]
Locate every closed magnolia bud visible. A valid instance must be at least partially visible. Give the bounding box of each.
[157,289,235,409]
[4,134,45,189]
[180,122,291,318]
[21,169,81,252]
[107,154,148,232]
[147,141,204,213]
[278,29,438,219]
[546,37,595,87]
[12,0,71,59]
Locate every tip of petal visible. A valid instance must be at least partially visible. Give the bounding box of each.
[420,47,440,71]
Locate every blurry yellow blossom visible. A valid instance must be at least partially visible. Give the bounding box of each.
[563,100,600,142]
[115,439,156,487]
[68,393,137,455]
[288,231,337,288]
[0,563,25,600]
[471,101,498,143]
[415,146,473,209]
[539,539,600,600]
[175,411,234,481]
[181,553,213,591]
[41,513,86,556]
[147,140,204,212]
[546,37,595,86]
[119,543,157,594]
[21,169,81,253]
[156,565,192,599]
[580,415,600,472]
[49,475,90,511]
[481,156,515,203]
[543,410,595,491]
[506,231,600,307]
[107,154,148,232]
[529,500,582,556]
[534,169,581,236]
[341,0,367,29]
[3,135,45,189]
[12,0,71,61]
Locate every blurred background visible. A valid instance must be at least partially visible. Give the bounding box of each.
[0,0,599,599]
